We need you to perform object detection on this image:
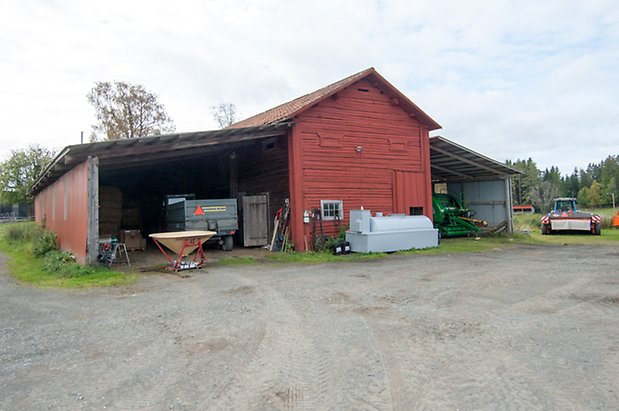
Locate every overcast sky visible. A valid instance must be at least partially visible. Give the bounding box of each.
[1,0,618,175]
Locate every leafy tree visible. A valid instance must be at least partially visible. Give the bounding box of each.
[530,180,560,213]
[577,186,590,207]
[211,102,238,128]
[587,180,603,207]
[542,166,561,187]
[507,158,541,205]
[600,156,619,182]
[560,168,581,198]
[87,81,175,141]
[604,177,617,205]
[0,145,54,205]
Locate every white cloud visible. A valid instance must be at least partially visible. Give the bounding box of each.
[0,0,618,175]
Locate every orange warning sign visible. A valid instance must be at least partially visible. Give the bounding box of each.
[193,205,204,216]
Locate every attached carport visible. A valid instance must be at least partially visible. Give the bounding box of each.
[31,123,291,263]
[429,136,522,232]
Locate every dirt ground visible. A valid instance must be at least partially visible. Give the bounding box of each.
[1,244,618,410]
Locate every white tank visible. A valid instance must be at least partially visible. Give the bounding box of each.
[369,215,434,232]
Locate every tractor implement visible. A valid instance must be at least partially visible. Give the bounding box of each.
[432,193,482,237]
[541,198,601,235]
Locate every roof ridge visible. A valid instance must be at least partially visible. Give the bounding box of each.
[228,67,440,131]
[228,67,375,129]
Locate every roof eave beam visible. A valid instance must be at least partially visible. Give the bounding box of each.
[431,146,503,176]
[431,164,475,180]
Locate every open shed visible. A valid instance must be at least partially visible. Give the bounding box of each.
[429,136,522,231]
[31,124,290,263]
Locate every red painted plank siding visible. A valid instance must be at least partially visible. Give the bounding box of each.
[34,161,90,264]
[289,79,433,250]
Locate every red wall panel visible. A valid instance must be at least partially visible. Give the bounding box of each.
[34,161,89,264]
[289,79,433,250]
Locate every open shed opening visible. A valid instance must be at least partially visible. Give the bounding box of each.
[429,136,522,232]
[96,135,290,247]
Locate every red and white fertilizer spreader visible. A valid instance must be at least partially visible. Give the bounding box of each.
[149,231,216,271]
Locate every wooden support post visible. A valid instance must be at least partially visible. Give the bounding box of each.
[86,156,99,265]
[504,176,513,234]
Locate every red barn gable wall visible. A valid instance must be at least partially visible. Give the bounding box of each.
[288,79,433,251]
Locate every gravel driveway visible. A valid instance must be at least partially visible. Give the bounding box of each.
[1,244,618,410]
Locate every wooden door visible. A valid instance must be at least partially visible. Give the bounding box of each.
[242,194,269,246]
[393,170,428,217]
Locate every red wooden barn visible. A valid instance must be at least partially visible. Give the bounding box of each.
[31,68,443,262]
[230,67,441,250]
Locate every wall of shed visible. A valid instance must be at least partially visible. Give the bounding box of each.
[34,160,89,264]
[447,179,512,228]
[289,79,433,251]
[238,136,290,236]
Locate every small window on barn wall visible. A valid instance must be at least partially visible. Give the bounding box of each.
[320,200,343,221]
[409,207,423,216]
[434,183,448,194]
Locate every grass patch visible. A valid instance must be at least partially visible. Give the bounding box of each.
[526,229,619,245]
[397,234,528,256]
[265,250,387,264]
[0,222,136,288]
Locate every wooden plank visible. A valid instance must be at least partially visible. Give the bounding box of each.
[86,156,99,265]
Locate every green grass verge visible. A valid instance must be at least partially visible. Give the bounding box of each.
[398,234,530,255]
[0,222,137,288]
[265,250,387,264]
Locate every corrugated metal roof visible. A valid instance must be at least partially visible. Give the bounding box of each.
[30,122,291,195]
[228,67,441,131]
[430,136,522,182]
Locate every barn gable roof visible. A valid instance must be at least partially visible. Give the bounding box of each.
[229,67,441,131]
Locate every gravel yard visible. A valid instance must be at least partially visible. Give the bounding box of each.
[1,244,618,410]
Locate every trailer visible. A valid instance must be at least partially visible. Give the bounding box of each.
[165,196,238,251]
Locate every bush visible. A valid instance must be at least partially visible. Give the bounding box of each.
[322,226,348,252]
[600,215,613,230]
[33,230,57,257]
[43,250,96,277]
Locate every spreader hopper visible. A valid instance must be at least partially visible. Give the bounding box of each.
[149,231,216,271]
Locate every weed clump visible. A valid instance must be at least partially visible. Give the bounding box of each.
[33,230,57,257]
[43,250,96,277]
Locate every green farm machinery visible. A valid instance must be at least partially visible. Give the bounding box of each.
[432,193,486,237]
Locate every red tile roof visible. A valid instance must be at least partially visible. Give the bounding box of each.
[228,67,441,131]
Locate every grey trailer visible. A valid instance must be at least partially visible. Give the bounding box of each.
[165,198,238,251]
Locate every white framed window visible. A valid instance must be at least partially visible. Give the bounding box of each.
[320,200,343,221]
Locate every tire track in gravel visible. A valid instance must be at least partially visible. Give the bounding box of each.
[203,271,331,410]
[316,276,405,409]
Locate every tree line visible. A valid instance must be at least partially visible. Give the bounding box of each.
[507,156,619,212]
